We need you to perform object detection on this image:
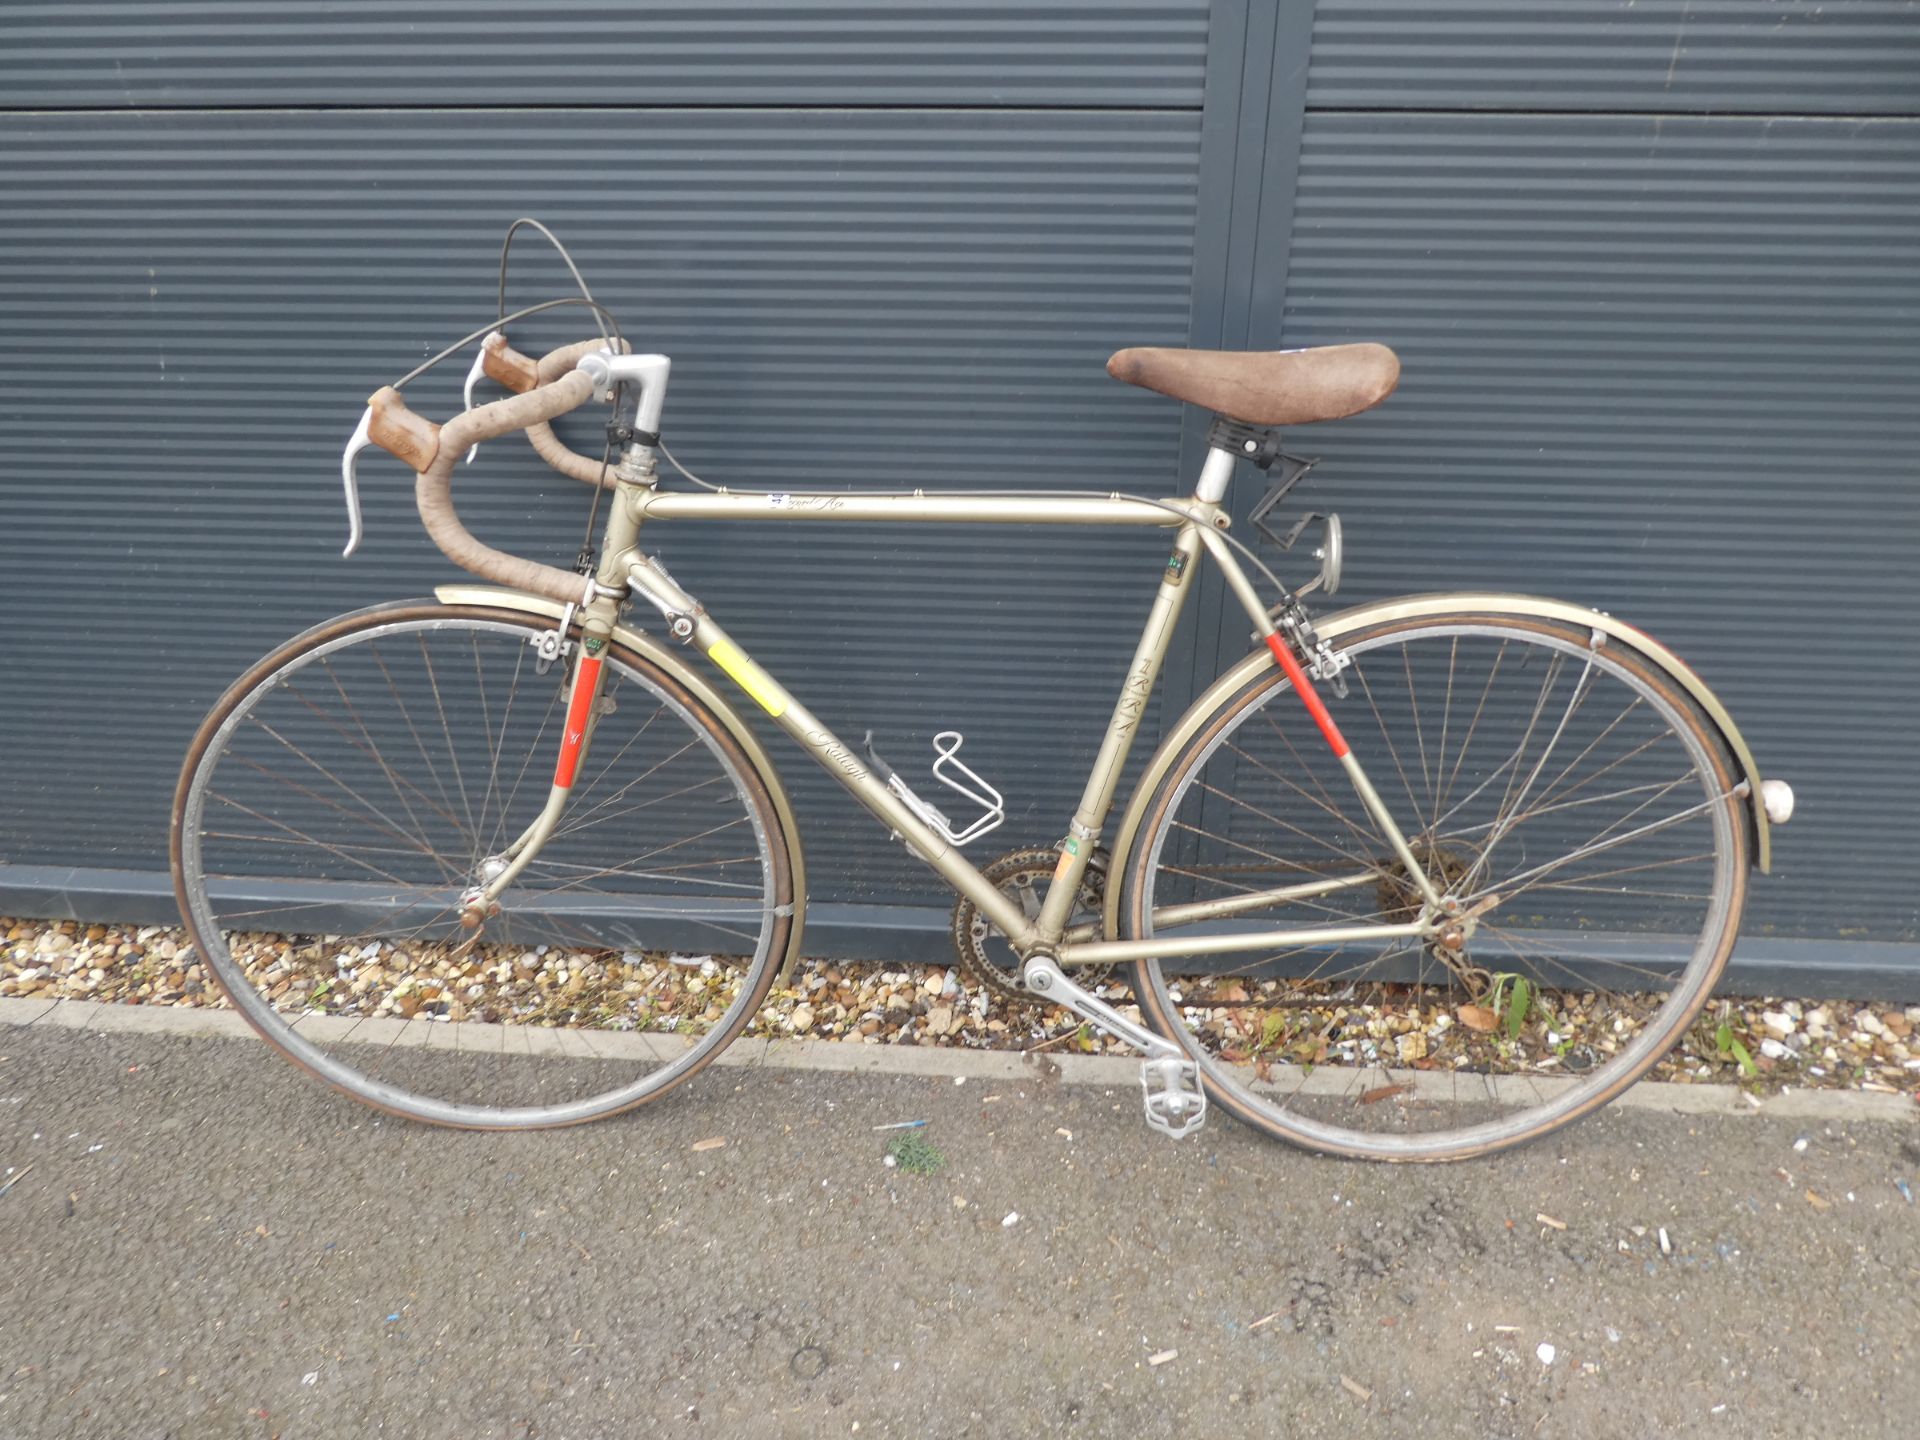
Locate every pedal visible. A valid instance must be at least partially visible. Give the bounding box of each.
[1140,1056,1207,1139]
[862,730,1005,847]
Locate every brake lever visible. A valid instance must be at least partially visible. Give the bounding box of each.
[339,405,372,557]
[459,335,495,465]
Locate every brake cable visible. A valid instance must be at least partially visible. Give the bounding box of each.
[389,296,624,391]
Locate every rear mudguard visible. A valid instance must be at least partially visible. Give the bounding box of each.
[1104,592,1774,941]
[433,584,809,983]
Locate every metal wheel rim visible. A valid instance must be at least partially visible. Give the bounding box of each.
[1131,618,1742,1160]
[178,615,781,1128]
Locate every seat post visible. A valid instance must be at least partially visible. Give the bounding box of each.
[1193,444,1236,503]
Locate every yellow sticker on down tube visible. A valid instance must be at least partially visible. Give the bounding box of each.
[1052,838,1079,884]
[708,641,787,717]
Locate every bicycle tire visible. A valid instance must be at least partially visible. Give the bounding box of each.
[1120,609,1749,1162]
[170,602,796,1129]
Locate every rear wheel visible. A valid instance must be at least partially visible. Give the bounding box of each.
[1121,610,1748,1162]
[171,604,795,1129]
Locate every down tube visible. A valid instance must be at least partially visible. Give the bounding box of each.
[623,558,1034,944]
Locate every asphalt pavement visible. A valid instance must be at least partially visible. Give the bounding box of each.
[1,1011,1916,1439]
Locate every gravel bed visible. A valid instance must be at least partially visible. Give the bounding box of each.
[3,915,1917,1095]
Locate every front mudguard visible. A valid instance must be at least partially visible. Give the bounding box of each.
[1104,591,1777,940]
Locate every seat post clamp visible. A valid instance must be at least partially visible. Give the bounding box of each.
[1206,415,1289,470]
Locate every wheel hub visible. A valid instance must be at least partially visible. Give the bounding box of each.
[1377,839,1492,991]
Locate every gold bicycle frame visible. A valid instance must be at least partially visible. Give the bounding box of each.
[489,444,1444,969]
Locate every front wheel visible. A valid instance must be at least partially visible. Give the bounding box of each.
[1120,610,1749,1162]
[171,603,796,1129]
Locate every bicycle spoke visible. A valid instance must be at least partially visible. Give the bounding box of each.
[489,671,568,857]
[1224,739,1385,855]
[1351,661,1431,835]
[370,641,467,842]
[417,632,480,865]
[311,660,466,854]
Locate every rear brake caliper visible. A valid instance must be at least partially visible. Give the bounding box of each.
[1271,597,1351,699]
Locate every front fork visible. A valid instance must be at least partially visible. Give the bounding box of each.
[457,626,613,927]
[459,443,659,928]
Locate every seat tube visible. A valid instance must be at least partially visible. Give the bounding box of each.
[1031,454,1233,942]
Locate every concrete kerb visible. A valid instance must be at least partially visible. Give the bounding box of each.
[2,996,1913,1127]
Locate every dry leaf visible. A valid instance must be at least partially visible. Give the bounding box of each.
[1359,1082,1414,1106]
[1805,1189,1832,1211]
[691,1137,727,1153]
[1457,1004,1498,1033]
[1339,1374,1372,1402]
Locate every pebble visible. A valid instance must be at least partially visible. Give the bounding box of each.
[1536,1343,1556,1366]
[1002,1211,1020,1228]
[1,915,1915,1099]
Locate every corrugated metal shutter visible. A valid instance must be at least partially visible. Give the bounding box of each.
[1308,0,1920,115]
[0,11,1206,921]
[6,2,1913,987]
[0,1,1209,106]
[1284,92,1920,948]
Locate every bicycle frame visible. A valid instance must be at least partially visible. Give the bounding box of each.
[484,444,1444,971]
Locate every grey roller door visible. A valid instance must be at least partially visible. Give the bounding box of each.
[1286,5,1920,987]
[0,0,1209,105]
[0,6,1209,938]
[3,2,1911,994]
[1307,0,1920,114]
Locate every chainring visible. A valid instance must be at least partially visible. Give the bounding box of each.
[950,846,1111,1005]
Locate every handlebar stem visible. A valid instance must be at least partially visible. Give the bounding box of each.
[581,352,671,438]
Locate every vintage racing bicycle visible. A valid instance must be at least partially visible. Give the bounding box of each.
[169,224,1794,1161]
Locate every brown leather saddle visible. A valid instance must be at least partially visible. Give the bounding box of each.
[1106,342,1399,426]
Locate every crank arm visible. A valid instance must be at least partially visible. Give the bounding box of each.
[1023,956,1207,1139]
[1020,955,1183,1062]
